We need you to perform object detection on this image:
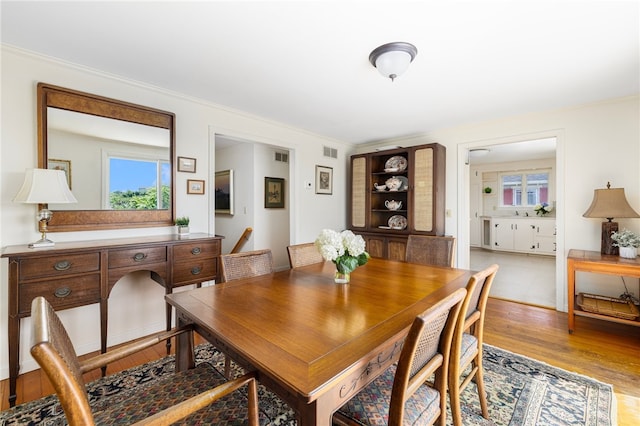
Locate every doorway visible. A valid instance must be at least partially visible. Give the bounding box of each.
[464,136,562,309]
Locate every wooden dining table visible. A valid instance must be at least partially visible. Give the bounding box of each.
[165,257,473,425]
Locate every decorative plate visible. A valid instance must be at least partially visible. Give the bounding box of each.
[388,215,407,230]
[384,156,408,172]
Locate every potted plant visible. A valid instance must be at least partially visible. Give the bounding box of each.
[175,216,190,235]
[483,187,492,194]
[611,228,640,258]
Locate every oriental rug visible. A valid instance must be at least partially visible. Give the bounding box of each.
[0,344,615,425]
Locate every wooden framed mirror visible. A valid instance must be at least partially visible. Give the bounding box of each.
[37,83,175,232]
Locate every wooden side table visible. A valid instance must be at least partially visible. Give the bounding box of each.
[2,233,222,407]
[567,249,640,333]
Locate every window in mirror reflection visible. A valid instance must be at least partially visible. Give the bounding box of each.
[108,157,170,210]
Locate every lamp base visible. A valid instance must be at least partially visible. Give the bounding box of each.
[601,221,618,255]
[28,238,55,248]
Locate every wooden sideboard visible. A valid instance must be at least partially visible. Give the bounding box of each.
[567,249,640,333]
[2,233,222,407]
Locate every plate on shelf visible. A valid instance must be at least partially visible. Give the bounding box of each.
[384,156,407,172]
[388,215,407,230]
[378,225,391,230]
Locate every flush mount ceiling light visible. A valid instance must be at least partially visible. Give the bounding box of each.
[469,148,490,157]
[369,42,418,81]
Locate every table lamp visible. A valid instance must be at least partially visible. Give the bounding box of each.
[582,182,640,255]
[13,168,78,248]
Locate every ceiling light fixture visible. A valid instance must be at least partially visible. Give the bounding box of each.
[469,148,490,157]
[369,42,418,81]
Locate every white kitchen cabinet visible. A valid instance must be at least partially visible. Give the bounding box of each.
[533,220,556,254]
[491,217,555,255]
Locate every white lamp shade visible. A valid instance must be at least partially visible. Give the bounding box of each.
[13,168,77,204]
[375,50,413,80]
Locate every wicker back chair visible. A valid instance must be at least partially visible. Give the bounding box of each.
[29,296,259,426]
[405,235,456,267]
[287,242,325,268]
[219,249,274,283]
[334,287,467,426]
[449,263,499,425]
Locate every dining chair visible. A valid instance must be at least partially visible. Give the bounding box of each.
[287,242,325,268]
[29,296,259,426]
[405,235,456,267]
[219,248,274,376]
[449,263,499,425]
[219,248,274,283]
[334,287,467,426]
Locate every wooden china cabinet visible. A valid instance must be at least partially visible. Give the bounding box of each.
[349,144,446,261]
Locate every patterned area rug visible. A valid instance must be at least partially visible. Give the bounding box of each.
[0,344,614,425]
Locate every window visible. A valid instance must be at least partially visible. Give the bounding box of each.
[500,170,549,207]
[107,156,170,210]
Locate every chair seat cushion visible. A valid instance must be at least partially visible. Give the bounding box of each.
[460,333,479,367]
[92,362,257,425]
[336,364,440,425]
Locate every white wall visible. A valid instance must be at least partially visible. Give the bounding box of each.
[215,140,256,254]
[0,46,352,378]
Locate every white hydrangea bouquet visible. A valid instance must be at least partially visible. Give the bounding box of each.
[534,202,553,216]
[315,229,369,283]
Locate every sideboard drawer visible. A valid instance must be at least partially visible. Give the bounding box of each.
[173,260,217,286]
[19,253,100,280]
[108,246,167,269]
[19,274,101,314]
[173,241,220,260]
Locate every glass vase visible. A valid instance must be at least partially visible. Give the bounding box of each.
[334,271,350,284]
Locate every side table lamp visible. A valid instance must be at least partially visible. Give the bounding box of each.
[13,168,77,248]
[582,182,640,255]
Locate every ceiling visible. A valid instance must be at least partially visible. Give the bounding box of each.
[2,1,638,146]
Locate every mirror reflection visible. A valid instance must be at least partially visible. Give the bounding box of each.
[47,108,171,211]
[38,83,175,232]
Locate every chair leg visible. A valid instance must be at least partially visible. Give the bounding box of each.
[224,355,232,379]
[474,356,489,418]
[448,375,463,426]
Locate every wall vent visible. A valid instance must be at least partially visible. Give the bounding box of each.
[274,151,289,163]
[323,146,338,159]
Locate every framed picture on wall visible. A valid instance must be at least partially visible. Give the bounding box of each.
[214,170,234,214]
[187,179,205,195]
[48,159,72,189]
[177,156,197,173]
[315,165,332,195]
[264,177,285,208]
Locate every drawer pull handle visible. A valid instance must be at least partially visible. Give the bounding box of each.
[191,247,202,255]
[133,252,147,262]
[54,287,71,298]
[191,266,202,275]
[54,260,71,271]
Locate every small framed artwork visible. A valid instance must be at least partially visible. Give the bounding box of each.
[264,177,285,208]
[315,165,333,195]
[214,170,234,215]
[187,179,205,195]
[48,159,72,189]
[177,156,197,173]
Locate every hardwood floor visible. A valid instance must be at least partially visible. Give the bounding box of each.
[1,298,638,424]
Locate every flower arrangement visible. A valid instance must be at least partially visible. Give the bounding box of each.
[315,229,369,282]
[611,228,640,248]
[534,202,553,216]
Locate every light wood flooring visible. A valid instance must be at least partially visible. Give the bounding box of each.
[1,299,638,424]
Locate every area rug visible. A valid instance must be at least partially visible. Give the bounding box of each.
[0,344,615,425]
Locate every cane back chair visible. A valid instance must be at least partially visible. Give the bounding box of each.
[29,296,259,426]
[405,235,456,267]
[287,242,325,268]
[334,287,467,426]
